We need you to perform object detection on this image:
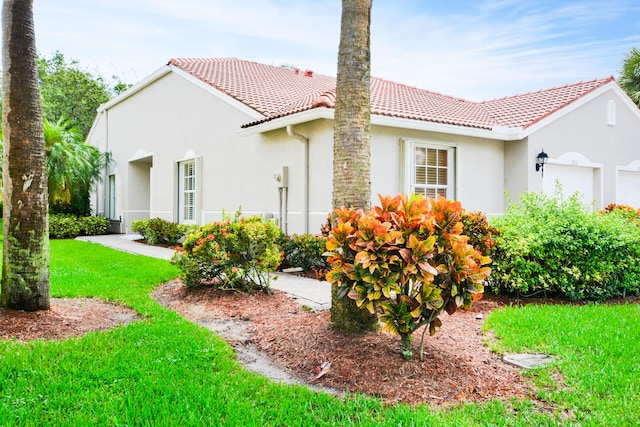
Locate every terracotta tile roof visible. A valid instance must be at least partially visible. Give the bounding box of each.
[169,58,614,131]
[480,77,615,128]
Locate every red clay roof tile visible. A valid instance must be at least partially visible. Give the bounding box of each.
[168,58,614,131]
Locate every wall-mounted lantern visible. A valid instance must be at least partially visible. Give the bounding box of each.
[535,150,549,177]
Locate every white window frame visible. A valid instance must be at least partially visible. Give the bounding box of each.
[178,159,197,224]
[401,139,457,199]
[107,174,116,219]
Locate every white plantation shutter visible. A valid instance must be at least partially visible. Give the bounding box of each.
[411,144,455,198]
[179,159,197,223]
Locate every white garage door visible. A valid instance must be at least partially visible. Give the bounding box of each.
[617,170,640,208]
[543,164,594,204]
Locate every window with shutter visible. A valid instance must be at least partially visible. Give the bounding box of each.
[410,143,455,199]
[179,160,196,223]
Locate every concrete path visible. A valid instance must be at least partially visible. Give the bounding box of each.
[76,234,332,310]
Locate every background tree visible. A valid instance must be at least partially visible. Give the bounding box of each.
[44,118,108,215]
[37,51,129,139]
[0,119,109,216]
[1,0,50,310]
[619,47,640,107]
[330,0,377,332]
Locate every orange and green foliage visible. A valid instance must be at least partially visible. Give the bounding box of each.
[324,194,492,360]
[600,203,640,222]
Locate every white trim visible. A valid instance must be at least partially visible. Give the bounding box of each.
[238,108,335,136]
[401,138,458,198]
[240,107,522,141]
[177,149,197,163]
[547,151,602,169]
[170,67,264,120]
[178,159,197,224]
[617,159,640,172]
[374,115,521,141]
[607,100,616,126]
[96,64,264,120]
[128,149,154,163]
[98,66,172,112]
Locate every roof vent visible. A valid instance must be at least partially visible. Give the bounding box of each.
[304,69,314,77]
[293,68,300,74]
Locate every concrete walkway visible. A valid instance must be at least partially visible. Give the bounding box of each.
[76,234,331,310]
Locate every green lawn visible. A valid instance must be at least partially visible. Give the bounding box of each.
[0,239,638,426]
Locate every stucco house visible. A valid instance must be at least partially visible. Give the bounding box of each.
[87,58,640,235]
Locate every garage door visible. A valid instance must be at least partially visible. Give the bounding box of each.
[543,164,594,204]
[617,170,640,208]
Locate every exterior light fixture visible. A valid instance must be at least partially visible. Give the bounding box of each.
[535,149,548,177]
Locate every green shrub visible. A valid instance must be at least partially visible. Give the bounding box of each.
[279,233,328,275]
[325,194,491,360]
[49,214,108,239]
[77,216,108,236]
[172,213,282,292]
[130,218,187,246]
[490,191,640,300]
[600,203,640,222]
[49,214,81,239]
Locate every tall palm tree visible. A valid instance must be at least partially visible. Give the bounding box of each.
[1,0,50,310]
[329,0,377,332]
[620,47,640,107]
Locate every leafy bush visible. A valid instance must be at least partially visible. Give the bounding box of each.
[130,218,187,246]
[600,203,640,222]
[49,214,108,239]
[172,213,282,292]
[325,194,491,360]
[279,233,328,276]
[49,214,81,239]
[460,210,498,258]
[490,191,640,300]
[77,216,108,236]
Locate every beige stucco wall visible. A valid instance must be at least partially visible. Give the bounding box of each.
[89,70,509,235]
[89,71,640,236]
[525,85,640,209]
[370,125,506,215]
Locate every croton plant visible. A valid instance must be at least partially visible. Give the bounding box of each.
[325,194,492,360]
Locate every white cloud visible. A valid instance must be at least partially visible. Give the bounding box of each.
[33,0,640,101]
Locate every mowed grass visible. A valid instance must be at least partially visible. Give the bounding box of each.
[0,237,637,425]
[485,302,640,426]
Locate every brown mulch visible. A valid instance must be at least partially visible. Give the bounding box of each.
[151,280,537,407]
[0,298,139,342]
[1,281,539,407]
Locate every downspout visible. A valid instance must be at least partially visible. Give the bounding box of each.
[286,125,309,234]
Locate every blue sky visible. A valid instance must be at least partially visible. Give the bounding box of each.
[34,0,640,101]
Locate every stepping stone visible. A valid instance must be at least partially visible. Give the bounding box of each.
[503,353,555,369]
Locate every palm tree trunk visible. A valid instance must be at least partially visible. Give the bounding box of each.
[330,0,377,331]
[1,0,50,311]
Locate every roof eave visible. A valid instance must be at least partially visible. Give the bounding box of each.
[238,108,334,136]
[97,65,172,112]
[239,108,525,140]
[372,115,524,140]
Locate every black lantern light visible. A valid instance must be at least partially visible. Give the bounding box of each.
[535,149,548,176]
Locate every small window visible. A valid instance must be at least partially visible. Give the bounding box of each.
[178,160,196,223]
[108,174,116,219]
[410,143,455,199]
